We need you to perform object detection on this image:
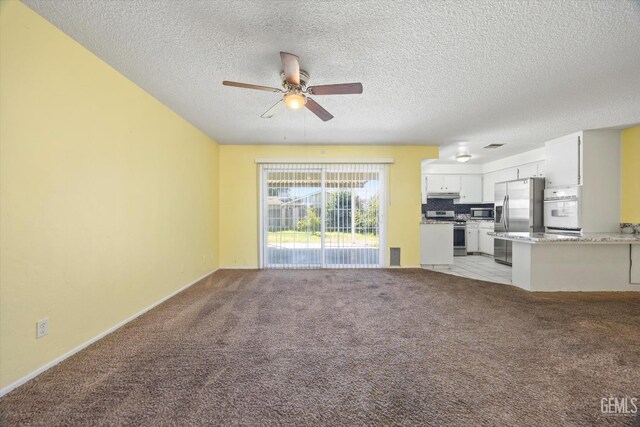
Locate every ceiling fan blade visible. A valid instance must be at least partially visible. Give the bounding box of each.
[222,80,282,93]
[308,83,363,95]
[305,97,334,122]
[280,52,300,85]
[260,99,283,119]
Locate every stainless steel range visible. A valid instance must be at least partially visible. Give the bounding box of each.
[426,210,467,256]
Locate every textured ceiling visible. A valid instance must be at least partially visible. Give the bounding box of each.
[24,0,640,163]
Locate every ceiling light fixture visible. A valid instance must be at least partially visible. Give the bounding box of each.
[455,153,472,163]
[284,92,306,110]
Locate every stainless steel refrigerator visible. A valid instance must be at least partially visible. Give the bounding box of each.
[494,177,545,265]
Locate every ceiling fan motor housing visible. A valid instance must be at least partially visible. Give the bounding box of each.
[281,69,310,89]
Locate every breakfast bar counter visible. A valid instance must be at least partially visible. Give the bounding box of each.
[490,232,640,244]
[489,232,640,291]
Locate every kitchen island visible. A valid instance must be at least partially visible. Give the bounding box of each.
[490,232,640,291]
[420,221,454,266]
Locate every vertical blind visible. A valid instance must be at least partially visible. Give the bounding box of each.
[260,163,386,269]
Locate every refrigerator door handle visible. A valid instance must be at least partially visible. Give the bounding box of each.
[506,195,509,230]
[502,195,508,230]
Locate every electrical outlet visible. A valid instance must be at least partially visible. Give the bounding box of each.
[36,318,49,338]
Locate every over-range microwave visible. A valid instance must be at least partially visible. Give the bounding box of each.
[470,208,494,219]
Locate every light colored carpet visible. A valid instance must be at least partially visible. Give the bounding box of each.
[1,269,639,426]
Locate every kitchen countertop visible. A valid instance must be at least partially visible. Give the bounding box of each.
[489,231,640,244]
[420,220,456,225]
[421,219,494,225]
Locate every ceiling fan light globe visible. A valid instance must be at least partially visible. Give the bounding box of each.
[284,93,306,110]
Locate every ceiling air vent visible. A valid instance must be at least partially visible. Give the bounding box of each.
[484,144,505,149]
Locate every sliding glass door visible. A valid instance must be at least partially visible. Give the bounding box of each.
[260,163,386,269]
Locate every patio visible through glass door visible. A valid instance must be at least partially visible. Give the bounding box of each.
[261,163,385,269]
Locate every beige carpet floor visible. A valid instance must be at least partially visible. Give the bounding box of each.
[1,269,639,426]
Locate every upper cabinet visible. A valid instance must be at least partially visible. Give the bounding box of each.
[424,174,482,203]
[426,175,460,193]
[500,167,518,182]
[443,175,461,192]
[457,175,483,204]
[545,135,581,188]
[425,175,441,193]
[516,161,545,179]
[482,171,498,203]
[481,168,519,203]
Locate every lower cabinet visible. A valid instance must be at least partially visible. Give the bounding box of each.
[479,223,495,255]
[466,223,479,253]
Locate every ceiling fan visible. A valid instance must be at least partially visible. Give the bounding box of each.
[222,52,363,122]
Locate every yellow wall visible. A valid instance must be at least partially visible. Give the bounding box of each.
[622,125,640,223]
[219,145,438,268]
[0,1,219,389]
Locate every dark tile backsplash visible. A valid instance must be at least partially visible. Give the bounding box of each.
[422,199,494,215]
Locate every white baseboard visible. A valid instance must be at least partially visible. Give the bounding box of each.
[0,268,218,398]
[222,266,259,269]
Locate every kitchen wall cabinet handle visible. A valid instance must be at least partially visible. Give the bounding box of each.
[577,135,581,185]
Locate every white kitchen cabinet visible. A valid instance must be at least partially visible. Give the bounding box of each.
[545,134,581,188]
[457,175,483,204]
[482,171,498,203]
[489,168,518,198]
[466,223,479,253]
[479,222,495,255]
[427,174,480,202]
[499,167,518,182]
[516,163,538,179]
[442,175,461,192]
[515,161,545,179]
[426,175,461,194]
[426,175,442,193]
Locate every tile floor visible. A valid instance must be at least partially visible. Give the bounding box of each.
[426,255,512,285]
